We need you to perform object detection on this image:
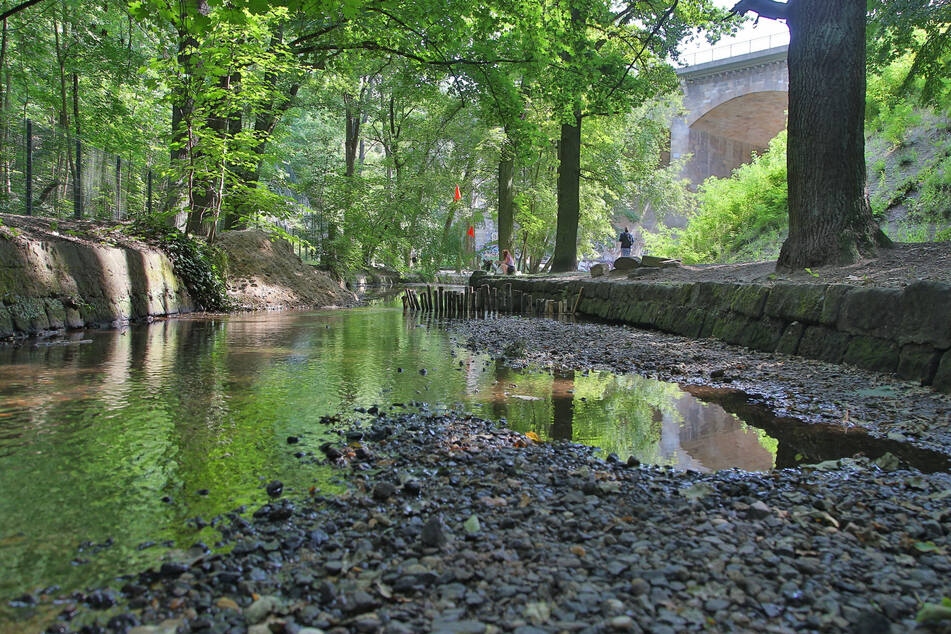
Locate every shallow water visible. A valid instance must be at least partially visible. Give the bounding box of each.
[0,300,930,608]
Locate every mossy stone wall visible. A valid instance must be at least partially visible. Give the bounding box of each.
[0,235,193,338]
[481,277,951,394]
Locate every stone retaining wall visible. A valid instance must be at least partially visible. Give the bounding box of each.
[480,277,951,394]
[0,234,193,338]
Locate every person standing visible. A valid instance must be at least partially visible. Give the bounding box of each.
[499,249,516,274]
[617,227,634,258]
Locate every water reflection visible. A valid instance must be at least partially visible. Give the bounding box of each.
[1,301,936,609]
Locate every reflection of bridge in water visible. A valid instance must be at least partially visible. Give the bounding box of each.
[672,34,789,187]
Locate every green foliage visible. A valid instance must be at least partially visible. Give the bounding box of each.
[645,132,788,264]
[132,221,232,311]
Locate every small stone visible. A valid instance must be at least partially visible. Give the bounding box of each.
[748,501,771,519]
[266,480,284,497]
[421,516,448,547]
[630,578,649,596]
[609,616,636,631]
[286,436,300,444]
[244,595,282,624]
[372,482,398,501]
[215,597,240,611]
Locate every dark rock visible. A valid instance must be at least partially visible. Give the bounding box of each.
[612,257,640,272]
[159,562,188,577]
[842,336,899,373]
[897,344,941,384]
[420,516,448,548]
[797,326,850,363]
[899,281,951,348]
[372,482,398,501]
[266,480,284,497]
[931,350,951,394]
[286,436,300,444]
[837,287,902,338]
[85,590,116,610]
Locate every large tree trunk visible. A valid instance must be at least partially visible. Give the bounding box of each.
[776,0,890,268]
[551,113,581,272]
[497,149,515,256]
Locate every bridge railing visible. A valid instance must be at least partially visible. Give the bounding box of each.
[677,32,789,68]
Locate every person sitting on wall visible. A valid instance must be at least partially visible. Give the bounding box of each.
[618,227,634,258]
[498,249,516,275]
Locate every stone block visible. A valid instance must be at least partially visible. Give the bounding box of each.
[897,344,942,385]
[775,321,805,355]
[842,336,899,373]
[65,307,83,329]
[44,298,67,329]
[612,257,640,272]
[698,309,717,338]
[764,284,827,323]
[798,326,850,364]
[818,285,851,326]
[729,285,769,318]
[932,351,951,394]
[8,297,50,333]
[837,287,902,338]
[737,317,785,352]
[899,281,951,349]
[641,255,671,267]
[0,304,13,338]
[711,314,752,346]
[667,308,708,338]
[690,282,730,312]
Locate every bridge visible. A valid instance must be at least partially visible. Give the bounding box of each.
[671,34,789,187]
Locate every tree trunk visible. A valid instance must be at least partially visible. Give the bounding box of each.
[776,0,890,269]
[497,148,515,256]
[551,113,581,272]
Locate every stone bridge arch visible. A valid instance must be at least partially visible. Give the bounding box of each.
[670,46,788,187]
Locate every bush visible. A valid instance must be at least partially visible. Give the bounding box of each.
[131,221,233,311]
[645,132,788,264]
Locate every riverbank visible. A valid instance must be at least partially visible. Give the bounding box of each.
[449,313,951,460]
[473,242,951,394]
[0,216,355,339]
[15,410,951,633]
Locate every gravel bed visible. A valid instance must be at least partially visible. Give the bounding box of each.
[448,317,951,458]
[11,410,951,634]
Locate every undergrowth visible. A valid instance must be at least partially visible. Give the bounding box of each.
[129,221,233,312]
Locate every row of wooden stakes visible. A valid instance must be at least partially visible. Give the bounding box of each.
[402,284,583,317]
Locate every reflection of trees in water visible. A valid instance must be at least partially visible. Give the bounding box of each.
[673,396,775,472]
[550,369,574,441]
[569,373,684,463]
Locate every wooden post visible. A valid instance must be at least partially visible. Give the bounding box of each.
[571,287,583,315]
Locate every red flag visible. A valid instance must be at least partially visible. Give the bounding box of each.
[453,185,461,201]
[467,225,475,238]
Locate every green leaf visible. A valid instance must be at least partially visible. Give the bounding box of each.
[463,514,481,534]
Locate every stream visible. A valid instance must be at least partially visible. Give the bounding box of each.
[0,298,935,614]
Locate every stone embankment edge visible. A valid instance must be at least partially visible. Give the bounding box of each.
[479,277,951,394]
[0,234,194,339]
